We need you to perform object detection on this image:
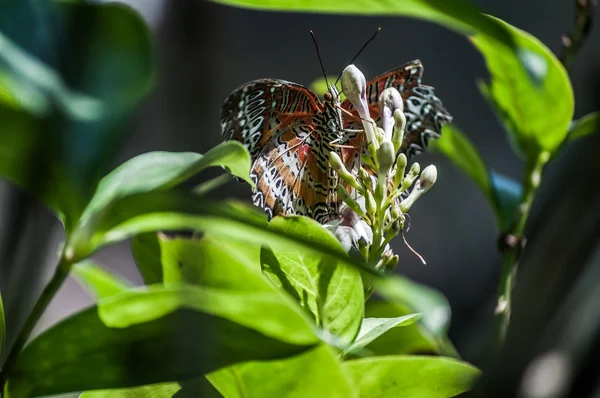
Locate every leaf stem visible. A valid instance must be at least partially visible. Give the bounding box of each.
[493,151,549,350]
[560,0,597,69]
[0,254,73,391]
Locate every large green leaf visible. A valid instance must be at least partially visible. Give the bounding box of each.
[343,356,480,397]
[71,260,133,299]
[472,17,574,157]
[342,314,422,357]
[262,216,364,344]
[207,345,356,398]
[208,0,515,51]
[0,2,154,229]
[79,141,253,227]
[6,284,319,397]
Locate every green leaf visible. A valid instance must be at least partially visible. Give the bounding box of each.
[131,232,164,285]
[80,383,181,397]
[207,344,356,398]
[490,171,523,231]
[343,314,422,357]
[80,141,253,227]
[0,291,5,355]
[431,124,491,202]
[208,0,515,51]
[375,275,451,337]
[7,284,319,397]
[472,17,574,156]
[0,2,154,229]
[343,356,481,397]
[262,216,364,344]
[71,260,133,299]
[567,112,599,142]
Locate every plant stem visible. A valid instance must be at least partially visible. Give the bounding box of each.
[0,255,73,391]
[560,0,597,69]
[493,151,549,351]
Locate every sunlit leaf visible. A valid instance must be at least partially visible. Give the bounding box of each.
[309,76,345,102]
[71,260,133,299]
[7,284,319,397]
[262,216,364,344]
[472,17,574,157]
[343,314,422,357]
[343,356,481,397]
[80,383,180,398]
[207,345,356,398]
[567,112,599,142]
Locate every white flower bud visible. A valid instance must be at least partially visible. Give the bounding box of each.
[392,109,407,153]
[394,153,407,188]
[399,165,438,212]
[379,88,403,142]
[377,140,395,177]
[341,65,377,147]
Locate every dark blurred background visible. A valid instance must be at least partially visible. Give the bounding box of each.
[0,0,598,372]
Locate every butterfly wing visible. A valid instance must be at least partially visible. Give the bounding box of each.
[340,60,452,167]
[221,79,338,222]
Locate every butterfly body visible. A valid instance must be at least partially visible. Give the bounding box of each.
[220,60,452,223]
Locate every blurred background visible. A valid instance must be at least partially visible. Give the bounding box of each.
[0,0,598,373]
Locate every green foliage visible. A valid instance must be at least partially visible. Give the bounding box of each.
[343,356,481,397]
[0,292,4,355]
[472,17,573,158]
[80,383,181,398]
[72,261,133,299]
[207,345,355,398]
[263,216,364,344]
[567,112,599,142]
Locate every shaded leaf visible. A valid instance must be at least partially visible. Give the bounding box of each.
[7,285,319,397]
[262,216,364,344]
[80,383,180,398]
[490,171,523,231]
[72,260,133,299]
[567,112,599,142]
[363,301,458,358]
[207,345,356,398]
[431,124,491,201]
[208,0,515,52]
[343,356,480,397]
[131,232,163,285]
[343,314,422,356]
[472,17,574,156]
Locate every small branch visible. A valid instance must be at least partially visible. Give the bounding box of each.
[493,151,549,351]
[0,255,73,391]
[560,0,597,69]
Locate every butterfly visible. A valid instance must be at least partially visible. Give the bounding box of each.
[220,59,452,224]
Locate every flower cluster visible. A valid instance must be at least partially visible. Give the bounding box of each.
[326,65,438,275]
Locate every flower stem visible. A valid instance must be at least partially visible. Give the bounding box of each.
[493,151,549,351]
[0,254,73,391]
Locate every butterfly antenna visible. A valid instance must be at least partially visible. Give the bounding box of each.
[335,27,381,86]
[310,30,330,89]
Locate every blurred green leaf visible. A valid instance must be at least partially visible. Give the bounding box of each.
[363,301,458,358]
[80,383,180,398]
[208,0,515,51]
[131,232,164,285]
[0,2,154,230]
[262,216,364,344]
[309,76,345,102]
[159,234,262,285]
[375,275,451,337]
[7,284,319,397]
[343,356,481,397]
[490,171,523,231]
[472,17,574,157]
[207,344,356,398]
[567,112,599,142]
[342,314,422,357]
[80,141,253,227]
[71,260,133,299]
[0,291,5,355]
[431,124,492,200]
